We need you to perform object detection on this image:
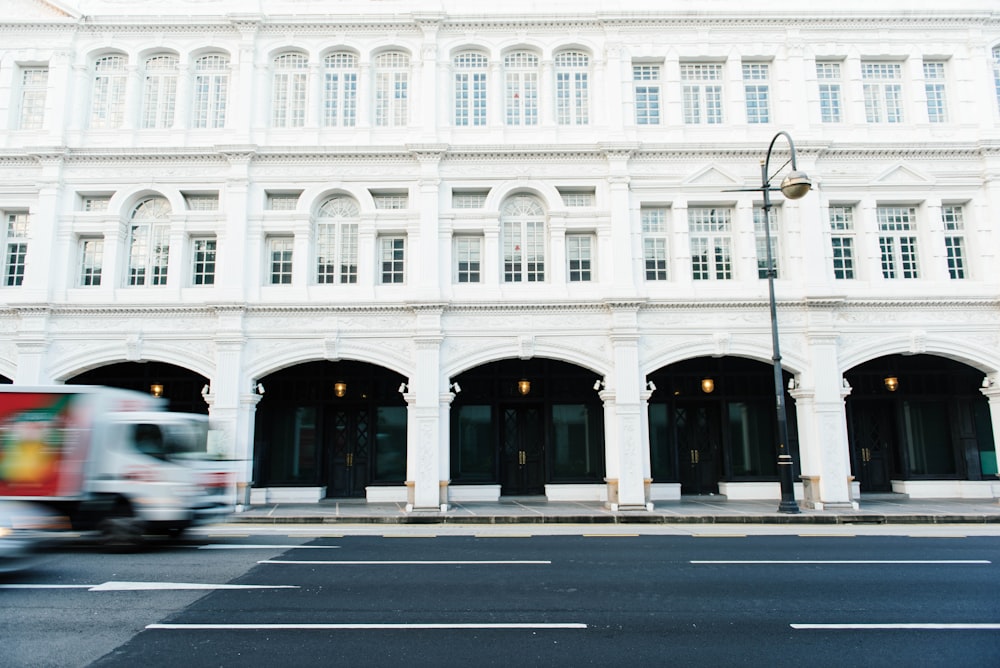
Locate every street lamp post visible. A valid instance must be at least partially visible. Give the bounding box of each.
[757,131,811,513]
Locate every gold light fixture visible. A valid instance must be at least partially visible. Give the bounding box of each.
[884,376,899,392]
[150,383,164,397]
[517,378,531,395]
[334,381,347,398]
[701,378,715,394]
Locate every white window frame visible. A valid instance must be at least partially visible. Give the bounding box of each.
[633,63,661,125]
[141,54,178,129]
[941,204,966,280]
[753,206,780,279]
[642,207,669,281]
[742,62,771,124]
[323,52,358,127]
[192,53,229,129]
[501,196,546,283]
[862,61,904,124]
[90,54,127,129]
[268,236,294,285]
[454,51,488,127]
[16,66,48,130]
[923,60,948,124]
[828,205,856,280]
[272,52,308,128]
[566,234,594,282]
[681,63,724,125]
[877,206,919,279]
[374,51,409,128]
[127,198,171,287]
[79,237,104,287]
[3,211,28,287]
[191,236,217,286]
[315,196,359,285]
[688,207,733,280]
[816,61,843,123]
[379,236,406,284]
[454,235,482,284]
[554,51,590,126]
[504,51,539,126]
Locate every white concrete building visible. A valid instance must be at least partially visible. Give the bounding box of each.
[1,0,999,512]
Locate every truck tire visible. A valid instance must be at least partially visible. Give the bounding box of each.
[98,503,144,551]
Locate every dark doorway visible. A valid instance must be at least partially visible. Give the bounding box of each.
[676,402,723,495]
[500,404,545,495]
[847,401,895,492]
[325,406,370,498]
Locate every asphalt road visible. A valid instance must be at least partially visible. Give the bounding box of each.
[2,529,999,667]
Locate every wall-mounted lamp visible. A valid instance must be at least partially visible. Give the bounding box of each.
[398,382,408,394]
[884,376,899,392]
[150,383,164,397]
[517,378,531,395]
[701,378,715,394]
[201,384,211,397]
[334,381,347,398]
[982,377,996,389]
[450,382,462,394]
[255,382,265,395]
[593,380,604,391]
[646,380,657,392]
[787,378,797,391]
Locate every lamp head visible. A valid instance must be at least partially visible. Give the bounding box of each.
[779,170,812,200]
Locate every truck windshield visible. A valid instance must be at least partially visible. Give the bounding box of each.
[132,420,209,461]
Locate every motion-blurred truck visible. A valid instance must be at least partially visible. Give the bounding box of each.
[0,386,233,545]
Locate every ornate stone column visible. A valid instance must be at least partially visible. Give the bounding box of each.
[406,307,445,511]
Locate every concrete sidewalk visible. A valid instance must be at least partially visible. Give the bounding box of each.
[230,495,1000,525]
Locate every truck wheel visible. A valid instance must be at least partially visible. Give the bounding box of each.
[98,506,144,551]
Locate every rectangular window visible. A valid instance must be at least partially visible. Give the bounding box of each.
[641,207,669,281]
[374,52,409,128]
[816,61,842,123]
[379,236,405,284]
[559,190,595,207]
[504,51,539,126]
[81,195,111,212]
[633,64,661,125]
[877,206,919,279]
[941,205,966,279]
[141,55,178,129]
[316,222,358,285]
[753,207,779,278]
[689,207,732,280]
[742,62,770,124]
[268,237,294,285]
[323,52,358,127]
[272,54,308,128]
[184,194,219,211]
[555,52,589,126]
[18,67,48,130]
[829,205,856,279]
[267,193,300,211]
[566,234,593,282]
[191,237,216,286]
[372,193,409,210]
[192,54,229,129]
[503,220,545,283]
[454,236,482,283]
[128,223,169,286]
[454,53,488,127]
[923,60,948,123]
[3,211,28,287]
[681,63,723,125]
[452,190,489,209]
[79,237,103,286]
[863,61,904,123]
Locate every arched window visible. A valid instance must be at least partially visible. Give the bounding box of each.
[500,195,546,282]
[315,196,359,284]
[127,197,171,286]
[141,54,179,129]
[90,54,127,129]
[454,51,488,127]
[374,51,409,127]
[554,51,590,125]
[272,52,308,127]
[192,53,229,129]
[503,51,538,126]
[323,52,358,127]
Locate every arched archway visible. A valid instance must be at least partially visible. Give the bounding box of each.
[646,356,797,495]
[253,361,406,498]
[450,358,605,496]
[844,354,995,493]
[68,362,209,414]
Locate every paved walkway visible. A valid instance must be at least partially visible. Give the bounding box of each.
[230,495,1000,525]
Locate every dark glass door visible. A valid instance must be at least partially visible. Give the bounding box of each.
[326,407,370,498]
[501,405,545,495]
[676,403,723,495]
[850,402,894,492]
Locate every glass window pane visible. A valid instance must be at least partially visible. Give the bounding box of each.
[550,404,601,480]
[454,405,494,479]
[373,406,406,482]
[727,401,777,477]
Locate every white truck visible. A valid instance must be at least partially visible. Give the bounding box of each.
[0,386,233,545]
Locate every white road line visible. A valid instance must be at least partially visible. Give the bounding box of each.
[196,544,341,550]
[792,623,1000,630]
[147,622,587,630]
[691,560,991,565]
[258,560,552,565]
[0,582,298,591]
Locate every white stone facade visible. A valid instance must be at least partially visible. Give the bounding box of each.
[1,0,999,510]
